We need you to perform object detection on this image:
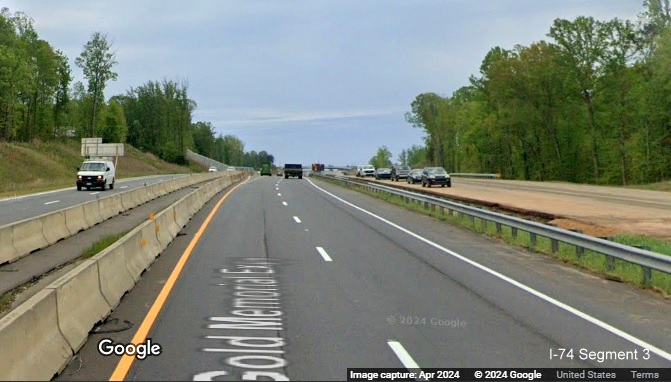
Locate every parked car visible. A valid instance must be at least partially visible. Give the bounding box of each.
[208,166,218,172]
[421,167,451,187]
[374,167,391,180]
[357,164,375,177]
[406,169,423,184]
[391,164,411,181]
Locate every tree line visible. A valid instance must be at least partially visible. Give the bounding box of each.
[0,7,274,168]
[399,0,671,185]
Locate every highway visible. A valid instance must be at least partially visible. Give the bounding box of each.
[56,176,671,381]
[0,174,188,226]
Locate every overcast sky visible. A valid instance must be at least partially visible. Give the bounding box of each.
[6,1,644,166]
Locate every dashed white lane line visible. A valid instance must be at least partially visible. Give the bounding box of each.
[278,193,282,196]
[316,247,332,262]
[282,201,288,206]
[293,216,301,223]
[120,186,128,189]
[44,200,60,205]
[89,192,100,195]
[387,341,422,371]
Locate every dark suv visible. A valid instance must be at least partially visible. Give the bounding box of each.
[390,164,411,181]
[421,167,451,187]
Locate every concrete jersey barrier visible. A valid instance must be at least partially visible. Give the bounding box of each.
[0,173,222,266]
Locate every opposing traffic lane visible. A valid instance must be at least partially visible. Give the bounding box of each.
[105,175,671,381]
[0,174,188,226]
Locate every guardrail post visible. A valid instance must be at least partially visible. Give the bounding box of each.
[529,232,537,250]
[575,246,584,259]
[480,218,487,231]
[424,201,429,209]
[448,209,453,217]
[633,245,652,286]
[439,206,445,215]
[495,222,502,235]
[606,256,615,270]
[430,203,436,213]
[511,227,518,239]
[469,215,475,226]
[551,239,559,254]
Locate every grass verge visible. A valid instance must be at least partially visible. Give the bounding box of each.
[81,232,129,260]
[319,176,671,297]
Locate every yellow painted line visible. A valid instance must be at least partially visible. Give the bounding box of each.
[109,176,251,381]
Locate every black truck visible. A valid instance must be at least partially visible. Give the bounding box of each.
[284,163,303,179]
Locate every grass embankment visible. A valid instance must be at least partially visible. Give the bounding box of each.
[0,139,205,198]
[320,177,671,296]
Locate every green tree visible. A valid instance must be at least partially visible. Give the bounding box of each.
[369,145,392,168]
[192,121,215,158]
[222,135,245,165]
[405,144,428,168]
[397,149,408,166]
[100,98,127,143]
[75,32,118,138]
[548,16,611,182]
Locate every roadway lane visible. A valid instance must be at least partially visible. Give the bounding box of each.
[103,176,671,381]
[0,174,189,226]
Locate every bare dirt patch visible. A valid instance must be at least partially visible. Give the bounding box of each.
[547,218,620,238]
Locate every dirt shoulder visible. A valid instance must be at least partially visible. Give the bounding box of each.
[356,176,671,241]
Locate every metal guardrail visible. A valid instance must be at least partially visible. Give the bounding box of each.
[317,174,671,285]
[449,173,499,179]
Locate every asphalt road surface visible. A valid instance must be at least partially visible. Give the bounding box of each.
[56,176,671,381]
[0,174,188,226]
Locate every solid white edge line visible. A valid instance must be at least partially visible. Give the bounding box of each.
[307,178,671,362]
[316,247,332,262]
[44,200,60,205]
[293,216,301,223]
[89,192,100,195]
[387,341,422,370]
[282,201,288,206]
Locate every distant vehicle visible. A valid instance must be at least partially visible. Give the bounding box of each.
[421,167,451,188]
[374,167,391,180]
[406,169,423,184]
[76,160,116,191]
[391,164,410,181]
[260,163,272,176]
[284,163,303,179]
[226,167,236,172]
[357,164,375,177]
[208,166,218,172]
